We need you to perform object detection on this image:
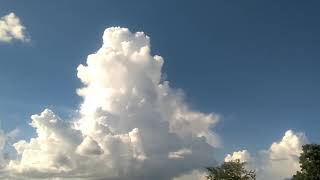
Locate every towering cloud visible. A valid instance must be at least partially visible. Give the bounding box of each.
[225,130,309,180]
[0,12,29,43]
[259,130,308,180]
[6,27,219,179]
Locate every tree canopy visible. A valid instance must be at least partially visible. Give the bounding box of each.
[206,159,256,180]
[292,144,320,180]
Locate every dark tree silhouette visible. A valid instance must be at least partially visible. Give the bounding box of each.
[292,144,320,180]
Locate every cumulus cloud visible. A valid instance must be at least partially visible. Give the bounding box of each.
[259,130,308,180]
[225,130,309,180]
[0,12,29,43]
[225,150,251,163]
[5,27,219,179]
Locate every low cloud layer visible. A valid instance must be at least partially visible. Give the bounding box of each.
[0,12,29,43]
[3,27,219,179]
[225,130,309,180]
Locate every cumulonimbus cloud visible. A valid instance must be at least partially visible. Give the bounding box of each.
[0,12,29,43]
[3,27,219,179]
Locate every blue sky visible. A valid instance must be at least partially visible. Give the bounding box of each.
[0,0,319,175]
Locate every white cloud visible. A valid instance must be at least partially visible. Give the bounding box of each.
[225,130,308,180]
[0,12,29,43]
[5,27,219,179]
[259,130,308,180]
[225,150,251,163]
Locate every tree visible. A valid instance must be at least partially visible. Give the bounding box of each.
[205,159,256,180]
[292,144,320,180]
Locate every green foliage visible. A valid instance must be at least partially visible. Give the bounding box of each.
[292,144,320,180]
[206,159,256,180]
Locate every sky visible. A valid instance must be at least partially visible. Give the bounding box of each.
[0,1,319,180]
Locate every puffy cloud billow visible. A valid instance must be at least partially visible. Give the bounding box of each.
[225,130,309,180]
[4,27,219,179]
[0,12,29,43]
[1,26,310,180]
[225,150,251,163]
